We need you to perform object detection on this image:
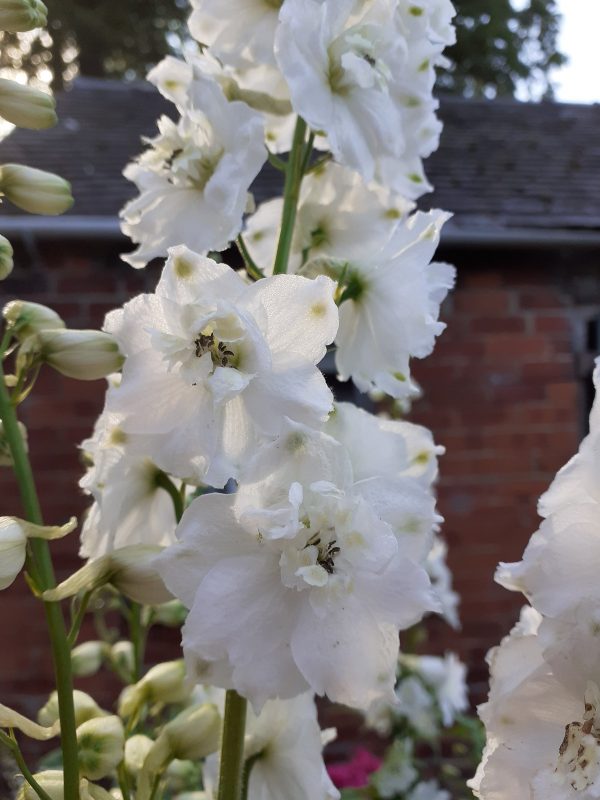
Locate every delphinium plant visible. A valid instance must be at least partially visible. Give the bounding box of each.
[0,1,469,799]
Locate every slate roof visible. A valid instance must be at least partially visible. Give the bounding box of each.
[2,77,600,239]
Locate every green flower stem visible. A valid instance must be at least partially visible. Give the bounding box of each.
[0,730,54,800]
[236,234,265,281]
[273,116,309,275]
[155,469,184,522]
[67,589,92,647]
[0,358,80,800]
[129,601,147,682]
[217,689,248,800]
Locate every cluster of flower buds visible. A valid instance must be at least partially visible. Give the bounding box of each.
[0,0,73,280]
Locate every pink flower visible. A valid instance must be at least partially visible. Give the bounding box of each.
[328,748,382,789]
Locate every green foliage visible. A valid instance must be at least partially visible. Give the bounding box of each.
[441,0,566,98]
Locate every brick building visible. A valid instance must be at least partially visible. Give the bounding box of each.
[1,80,599,724]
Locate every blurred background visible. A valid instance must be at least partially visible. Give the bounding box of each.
[0,0,599,763]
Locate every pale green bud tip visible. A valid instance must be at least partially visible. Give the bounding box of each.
[0,78,56,129]
[124,734,154,775]
[38,329,124,380]
[0,163,73,215]
[0,234,13,279]
[3,299,65,337]
[77,715,125,781]
[71,640,106,677]
[0,0,47,32]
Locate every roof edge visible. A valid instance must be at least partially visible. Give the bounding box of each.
[3,216,600,249]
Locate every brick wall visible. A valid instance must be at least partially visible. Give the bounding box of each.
[0,239,595,738]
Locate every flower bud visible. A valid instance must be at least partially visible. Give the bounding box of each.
[77,715,125,780]
[16,771,115,800]
[157,703,221,761]
[152,599,187,628]
[0,420,26,466]
[109,640,135,679]
[173,794,208,800]
[43,546,172,606]
[38,689,106,729]
[118,660,189,719]
[37,329,124,380]
[0,234,13,279]
[0,78,57,129]
[165,759,200,792]
[71,641,107,678]
[124,734,154,776]
[3,300,65,339]
[137,704,220,799]
[0,163,73,215]
[0,515,75,590]
[0,0,47,32]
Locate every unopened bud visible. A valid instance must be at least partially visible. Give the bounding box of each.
[109,640,135,678]
[118,660,189,719]
[38,689,106,729]
[0,0,47,32]
[165,759,200,792]
[3,299,65,339]
[42,546,172,606]
[38,329,124,380]
[0,163,73,215]
[77,715,125,780]
[0,420,27,466]
[153,599,187,628]
[124,734,154,776]
[71,641,107,678]
[0,515,75,590]
[137,704,220,799]
[173,794,208,800]
[17,771,115,800]
[0,234,13,279]
[0,79,56,129]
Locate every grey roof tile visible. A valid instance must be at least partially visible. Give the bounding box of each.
[1,78,600,232]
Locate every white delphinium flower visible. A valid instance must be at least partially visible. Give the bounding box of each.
[425,536,460,628]
[79,403,178,559]
[469,604,600,800]
[105,247,338,487]
[189,0,281,67]
[403,652,468,727]
[538,357,600,520]
[244,162,414,274]
[334,209,455,399]
[325,401,443,487]
[156,421,439,710]
[275,0,452,197]
[204,693,339,800]
[121,70,266,268]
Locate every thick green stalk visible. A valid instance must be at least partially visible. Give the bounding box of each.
[217,690,248,800]
[272,117,309,275]
[0,358,80,800]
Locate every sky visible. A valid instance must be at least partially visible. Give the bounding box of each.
[553,0,600,103]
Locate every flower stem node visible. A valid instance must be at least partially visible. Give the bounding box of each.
[0,234,13,279]
[77,715,125,781]
[0,164,73,215]
[3,300,65,340]
[0,0,47,32]
[38,329,124,380]
[0,79,57,129]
